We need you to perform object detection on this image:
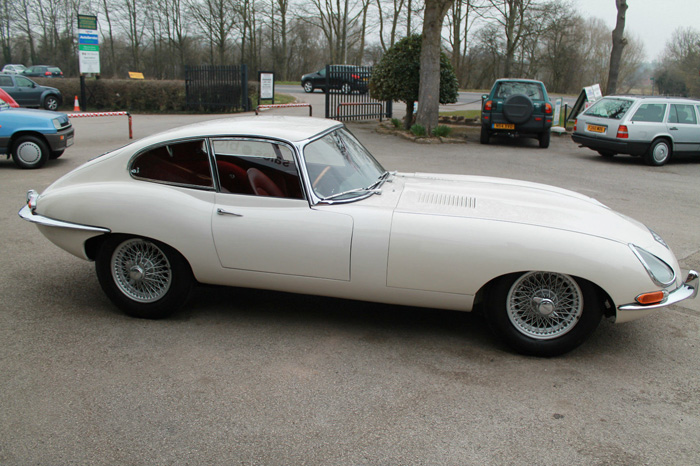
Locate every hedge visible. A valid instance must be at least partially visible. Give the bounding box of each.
[31,77,259,113]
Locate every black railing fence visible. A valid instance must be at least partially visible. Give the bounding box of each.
[324,65,392,121]
[185,65,249,112]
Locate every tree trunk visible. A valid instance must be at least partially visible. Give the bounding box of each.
[606,0,628,95]
[404,101,415,130]
[416,0,454,133]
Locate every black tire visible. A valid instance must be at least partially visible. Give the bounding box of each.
[644,138,672,166]
[598,150,615,158]
[503,94,534,124]
[43,94,59,111]
[95,235,194,319]
[11,135,49,169]
[303,81,314,93]
[485,272,602,357]
[50,150,64,159]
[538,130,551,149]
[480,125,490,145]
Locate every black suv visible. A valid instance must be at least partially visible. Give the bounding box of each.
[480,79,553,148]
[0,73,63,110]
[301,65,369,94]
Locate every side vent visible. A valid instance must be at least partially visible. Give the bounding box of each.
[417,192,477,208]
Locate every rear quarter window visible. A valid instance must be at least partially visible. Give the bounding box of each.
[584,98,633,120]
[631,103,667,122]
[130,139,214,189]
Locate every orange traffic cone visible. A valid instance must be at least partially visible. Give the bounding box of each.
[73,95,80,112]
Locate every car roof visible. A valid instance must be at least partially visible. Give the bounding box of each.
[138,116,344,145]
[494,78,544,84]
[606,95,700,102]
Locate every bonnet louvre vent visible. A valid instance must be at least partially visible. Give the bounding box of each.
[417,192,476,208]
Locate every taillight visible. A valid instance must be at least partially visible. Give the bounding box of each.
[573,119,577,131]
[544,103,552,114]
[616,125,629,139]
[351,74,360,79]
[44,71,51,76]
[484,100,493,111]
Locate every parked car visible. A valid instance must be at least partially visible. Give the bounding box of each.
[480,78,554,148]
[301,65,369,94]
[0,73,63,110]
[18,116,697,356]
[0,88,19,107]
[1,64,27,75]
[572,95,700,166]
[22,65,64,78]
[0,98,73,168]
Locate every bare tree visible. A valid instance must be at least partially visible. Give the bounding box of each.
[606,0,627,94]
[415,0,454,132]
[188,0,237,65]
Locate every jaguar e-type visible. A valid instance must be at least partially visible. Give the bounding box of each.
[19,116,698,356]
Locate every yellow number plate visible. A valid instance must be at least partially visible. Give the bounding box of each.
[587,124,606,133]
[493,123,515,130]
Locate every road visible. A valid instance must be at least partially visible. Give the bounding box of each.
[1,112,700,465]
[278,84,577,116]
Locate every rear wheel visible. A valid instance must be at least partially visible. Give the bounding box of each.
[303,81,314,93]
[341,82,352,94]
[644,138,671,166]
[11,135,49,169]
[480,125,490,144]
[486,272,602,356]
[96,235,193,319]
[538,130,551,149]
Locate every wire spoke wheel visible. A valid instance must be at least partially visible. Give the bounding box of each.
[506,272,583,340]
[111,238,172,303]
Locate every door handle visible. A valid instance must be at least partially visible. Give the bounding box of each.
[669,127,678,131]
[216,208,242,217]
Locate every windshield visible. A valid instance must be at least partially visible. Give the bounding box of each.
[303,127,385,202]
[584,98,633,120]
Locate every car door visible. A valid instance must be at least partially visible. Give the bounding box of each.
[12,76,42,106]
[210,138,353,280]
[667,103,700,153]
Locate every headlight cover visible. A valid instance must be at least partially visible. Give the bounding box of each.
[52,118,62,130]
[630,244,675,286]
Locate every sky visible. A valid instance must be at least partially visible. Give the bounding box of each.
[573,0,700,62]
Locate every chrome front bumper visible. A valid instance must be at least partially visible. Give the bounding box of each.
[619,270,699,311]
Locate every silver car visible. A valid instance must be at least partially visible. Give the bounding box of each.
[572,96,700,166]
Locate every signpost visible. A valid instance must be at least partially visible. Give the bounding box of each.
[259,71,275,105]
[77,14,100,111]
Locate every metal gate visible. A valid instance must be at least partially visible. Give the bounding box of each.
[324,65,392,121]
[185,65,249,112]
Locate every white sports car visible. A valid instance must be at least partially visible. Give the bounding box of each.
[19,116,698,356]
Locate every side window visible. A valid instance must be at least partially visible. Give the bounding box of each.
[212,139,303,199]
[669,104,698,124]
[631,103,666,122]
[15,77,33,88]
[0,76,12,87]
[130,139,213,188]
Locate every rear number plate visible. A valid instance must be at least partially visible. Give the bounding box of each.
[587,124,606,133]
[493,123,515,130]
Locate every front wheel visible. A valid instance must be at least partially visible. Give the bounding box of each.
[486,272,602,356]
[341,82,352,94]
[303,81,314,93]
[12,135,49,169]
[43,95,59,110]
[95,235,194,319]
[644,139,671,166]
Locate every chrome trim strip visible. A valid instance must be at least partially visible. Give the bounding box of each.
[18,205,111,233]
[619,270,698,311]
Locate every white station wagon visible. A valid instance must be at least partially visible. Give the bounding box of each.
[19,116,698,356]
[572,95,700,166]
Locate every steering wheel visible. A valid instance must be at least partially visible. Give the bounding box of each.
[313,165,332,190]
